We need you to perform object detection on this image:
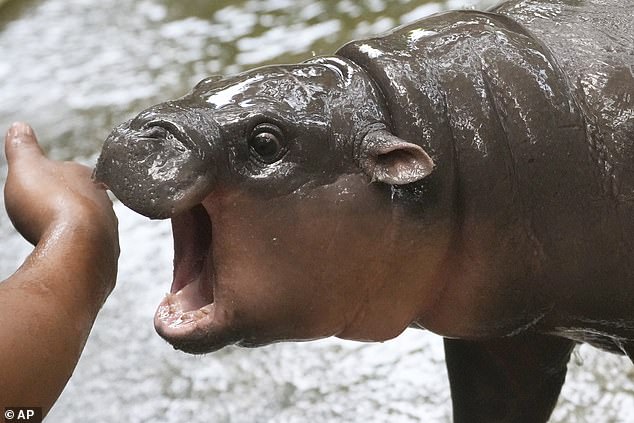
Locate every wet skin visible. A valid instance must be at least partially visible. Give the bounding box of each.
[95,0,634,421]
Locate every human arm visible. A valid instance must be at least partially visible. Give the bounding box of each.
[0,122,119,412]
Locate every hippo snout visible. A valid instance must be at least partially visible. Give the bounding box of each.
[94,114,217,219]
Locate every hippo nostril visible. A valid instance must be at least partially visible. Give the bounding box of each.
[143,120,177,136]
[142,120,198,152]
[140,125,170,139]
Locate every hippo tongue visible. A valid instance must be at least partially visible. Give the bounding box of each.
[167,277,213,313]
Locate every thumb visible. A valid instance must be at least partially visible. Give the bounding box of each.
[5,122,45,165]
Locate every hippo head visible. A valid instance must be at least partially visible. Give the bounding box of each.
[95,57,440,354]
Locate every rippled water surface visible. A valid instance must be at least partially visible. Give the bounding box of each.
[1,0,633,421]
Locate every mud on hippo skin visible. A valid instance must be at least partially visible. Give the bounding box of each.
[95,0,634,421]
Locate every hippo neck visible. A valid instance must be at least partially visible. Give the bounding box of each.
[337,10,622,336]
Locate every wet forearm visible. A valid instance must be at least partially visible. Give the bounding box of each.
[0,224,117,412]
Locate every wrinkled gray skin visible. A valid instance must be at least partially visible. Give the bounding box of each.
[95,0,634,421]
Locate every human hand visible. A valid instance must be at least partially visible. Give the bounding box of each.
[4,122,119,299]
[4,122,117,242]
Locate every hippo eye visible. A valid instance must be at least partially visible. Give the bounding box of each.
[248,123,286,163]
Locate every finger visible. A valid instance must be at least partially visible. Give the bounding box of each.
[4,122,46,165]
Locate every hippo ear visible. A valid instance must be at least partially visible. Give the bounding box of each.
[359,129,434,185]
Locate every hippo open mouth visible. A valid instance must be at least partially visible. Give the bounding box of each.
[154,204,215,336]
[150,200,246,354]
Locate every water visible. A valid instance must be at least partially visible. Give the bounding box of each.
[0,0,632,421]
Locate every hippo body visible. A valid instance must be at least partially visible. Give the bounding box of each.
[95,0,634,421]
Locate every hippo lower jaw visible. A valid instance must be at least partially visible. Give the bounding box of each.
[153,204,229,353]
